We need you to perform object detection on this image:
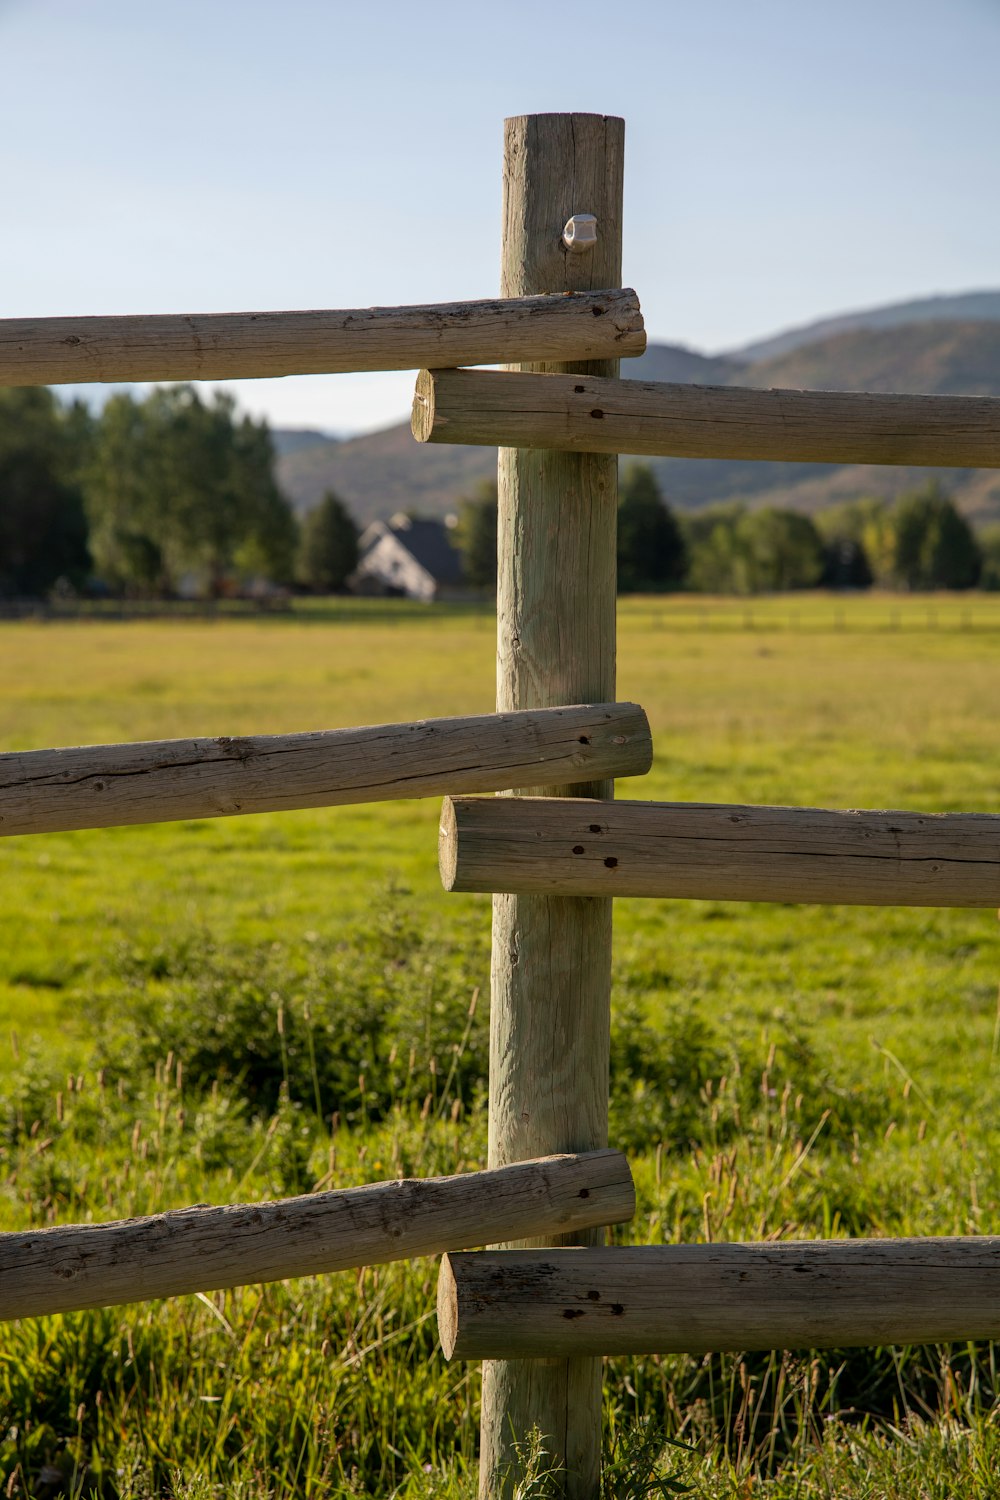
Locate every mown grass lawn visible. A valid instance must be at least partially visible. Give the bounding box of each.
[1,594,999,1497]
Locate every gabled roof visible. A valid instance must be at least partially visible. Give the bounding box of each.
[359,514,464,586]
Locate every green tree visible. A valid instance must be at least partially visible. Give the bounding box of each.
[890,484,981,590]
[979,524,1000,591]
[684,504,825,594]
[228,415,299,586]
[84,392,164,594]
[683,505,742,593]
[454,478,498,590]
[84,386,297,596]
[617,464,687,592]
[734,507,825,592]
[821,535,873,589]
[0,388,93,597]
[815,499,875,588]
[298,491,359,592]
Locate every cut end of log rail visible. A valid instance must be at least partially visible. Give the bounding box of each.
[439,1240,1000,1360]
[440,795,1000,908]
[0,1150,634,1322]
[412,367,1000,470]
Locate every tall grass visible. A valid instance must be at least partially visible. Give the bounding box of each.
[2,596,999,1496]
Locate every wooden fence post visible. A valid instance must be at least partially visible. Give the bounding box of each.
[482,112,624,1500]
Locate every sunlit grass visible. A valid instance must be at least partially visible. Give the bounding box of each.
[1,594,999,1496]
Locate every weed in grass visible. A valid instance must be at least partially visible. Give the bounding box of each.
[4,945,999,1494]
[95,909,490,1134]
[601,1420,696,1497]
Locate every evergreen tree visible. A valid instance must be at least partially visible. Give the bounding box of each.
[891,484,981,590]
[979,524,1000,592]
[229,416,299,587]
[454,479,498,590]
[84,386,297,595]
[815,499,876,588]
[821,535,873,589]
[298,491,359,592]
[0,388,92,597]
[617,464,687,592]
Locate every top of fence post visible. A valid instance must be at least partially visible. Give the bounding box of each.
[501,113,625,325]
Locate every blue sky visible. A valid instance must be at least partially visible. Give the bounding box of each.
[2,0,997,432]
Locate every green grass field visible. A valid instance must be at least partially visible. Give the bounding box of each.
[2,595,1000,1498]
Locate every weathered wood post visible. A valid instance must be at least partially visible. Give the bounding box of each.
[482,112,624,1500]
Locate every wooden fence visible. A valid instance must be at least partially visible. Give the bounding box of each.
[2,1152,635,1322]
[3,109,999,1500]
[0,704,651,837]
[439,796,1000,907]
[413,366,1000,469]
[439,1240,1000,1359]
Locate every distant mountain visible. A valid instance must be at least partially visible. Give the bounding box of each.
[270,428,337,458]
[275,341,745,524]
[648,454,1000,530]
[627,342,745,385]
[730,290,1000,362]
[647,321,1000,529]
[741,320,1000,396]
[275,302,1000,531]
[278,420,495,523]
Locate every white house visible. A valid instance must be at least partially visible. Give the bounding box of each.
[351,514,465,602]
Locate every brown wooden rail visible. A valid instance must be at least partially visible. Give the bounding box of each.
[0,704,651,837]
[440,795,1000,907]
[439,1240,1000,1359]
[413,367,1000,468]
[0,291,644,387]
[0,1152,634,1321]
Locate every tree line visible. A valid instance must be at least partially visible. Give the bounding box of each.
[455,466,1000,594]
[0,386,359,600]
[3,386,999,598]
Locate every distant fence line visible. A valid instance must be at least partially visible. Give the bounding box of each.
[0,598,292,621]
[639,605,1000,632]
[2,599,999,629]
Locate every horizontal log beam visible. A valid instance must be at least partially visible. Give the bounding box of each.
[0,1151,634,1321]
[412,368,1000,468]
[0,703,651,837]
[0,291,644,388]
[438,1239,1000,1359]
[439,795,1000,907]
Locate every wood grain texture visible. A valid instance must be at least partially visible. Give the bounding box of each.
[441,796,1000,908]
[0,704,652,838]
[0,293,644,388]
[0,1151,634,1322]
[485,111,625,1500]
[413,367,1000,469]
[440,1240,1000,1359]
